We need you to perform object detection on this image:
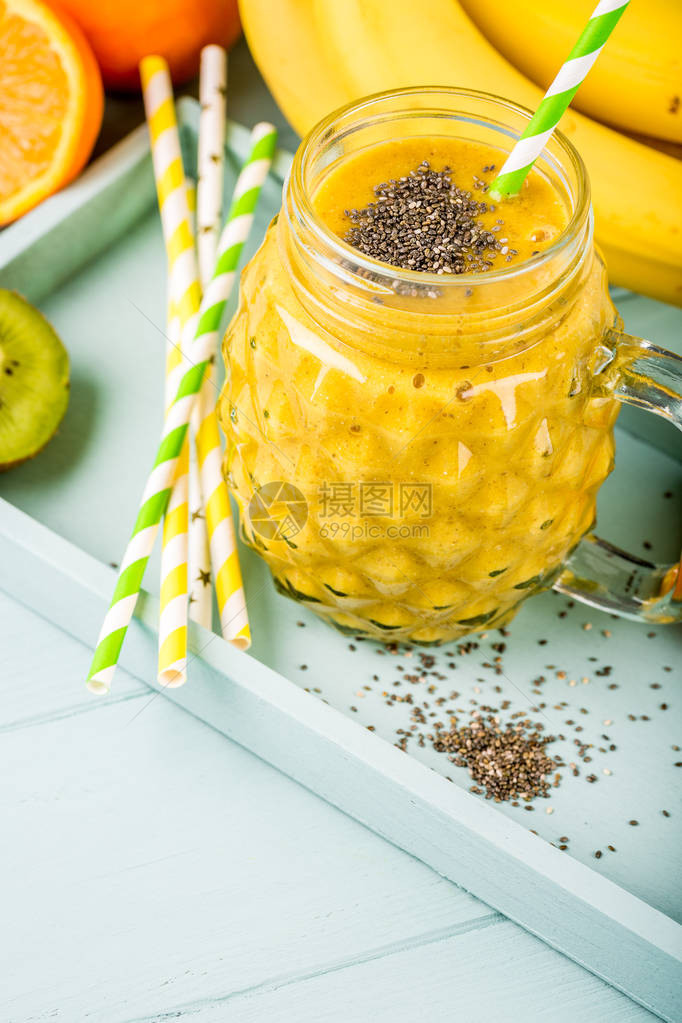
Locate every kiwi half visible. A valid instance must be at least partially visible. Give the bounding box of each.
[0,290,69,471]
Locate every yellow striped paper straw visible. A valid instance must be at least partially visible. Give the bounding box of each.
[141,57,201,347]
[158,300,189,687]
[164,179,196,406]
[141,56,200,686]
[158,442,189,684]
[194,44,250,649]
[158,179,195,687]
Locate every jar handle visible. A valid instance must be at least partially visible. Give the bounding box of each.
[553,328,682,624]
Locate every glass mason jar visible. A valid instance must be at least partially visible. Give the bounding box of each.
[219,88,682,643]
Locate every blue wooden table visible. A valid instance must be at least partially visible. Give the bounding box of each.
[0,40,667,1022]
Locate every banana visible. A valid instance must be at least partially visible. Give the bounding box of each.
[239,0,348,134]
[626,133,682,162]
[460,0,682,145]
[240,0,682,306]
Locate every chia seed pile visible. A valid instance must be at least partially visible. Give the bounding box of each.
[344,161,517,274]
[431,714,558,802]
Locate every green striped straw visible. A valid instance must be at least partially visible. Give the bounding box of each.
[488,0,630,200]
[87,122,278,693]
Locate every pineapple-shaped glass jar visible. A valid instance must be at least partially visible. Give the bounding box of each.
[219,88,682,642]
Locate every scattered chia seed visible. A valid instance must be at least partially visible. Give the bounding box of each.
[344,162,504,275]
[295,602,678,866]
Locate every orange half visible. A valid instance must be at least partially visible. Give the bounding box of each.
[0,0,103,225]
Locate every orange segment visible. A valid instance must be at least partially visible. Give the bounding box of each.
[0,0,103,225]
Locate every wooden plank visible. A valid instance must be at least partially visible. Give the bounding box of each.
[0,592,144,732]
[176,920,656,1023]
[1,503,680,1021]
[0,691,492,1023]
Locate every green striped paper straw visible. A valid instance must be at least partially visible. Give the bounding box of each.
[87,122,278,693]
[488,0,630,200]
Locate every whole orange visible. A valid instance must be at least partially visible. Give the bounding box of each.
[54,0,241,90]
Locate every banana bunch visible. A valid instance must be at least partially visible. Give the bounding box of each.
[460,0,682,145]
[240,0,682,307]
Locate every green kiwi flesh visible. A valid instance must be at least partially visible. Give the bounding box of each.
[0,289,69,471]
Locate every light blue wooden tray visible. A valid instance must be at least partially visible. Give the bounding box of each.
[1,98,680,1020]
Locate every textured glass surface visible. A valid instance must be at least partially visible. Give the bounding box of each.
[219,224,619,643]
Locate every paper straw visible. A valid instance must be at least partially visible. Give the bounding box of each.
[140,56,201,355]
[157,179,195,688]
[194,44,251,649]
[164,179,197,409]
[187,45,228,632]
[197,45,228,288]
[86,121,277,693]
[140,54,198,688]
[158,298,189,687]
[488,0,630,200]
[196,385,250,647]
[188,439,212,626]
[158,440,189,686]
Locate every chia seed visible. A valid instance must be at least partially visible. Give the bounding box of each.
[344,161,503,274]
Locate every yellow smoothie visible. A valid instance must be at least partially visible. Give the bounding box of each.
[219,134,619,643]
[315,138,567,269]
